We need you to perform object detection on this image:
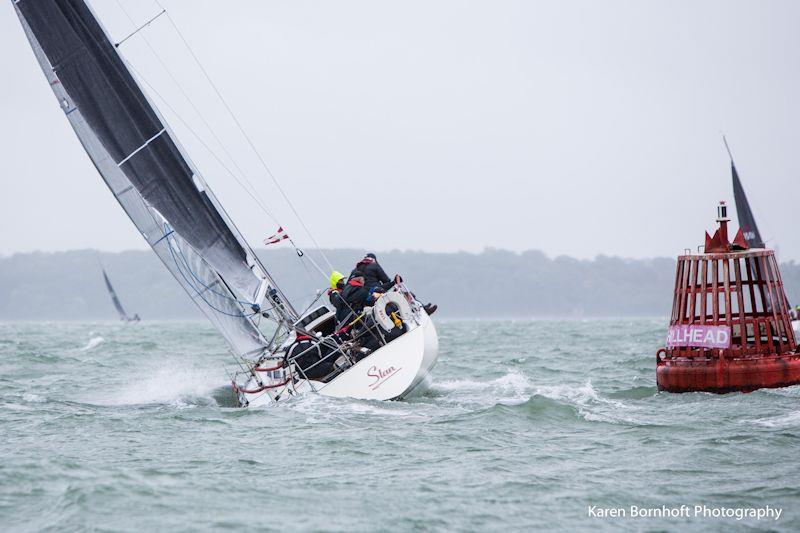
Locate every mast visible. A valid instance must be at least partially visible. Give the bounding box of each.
[724,136,765,248]
[13,0,295,357]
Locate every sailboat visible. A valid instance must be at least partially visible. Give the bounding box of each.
[725,137,799,336]
[102,269,140,322]
[726,138,765,249]
[13,0,438,406]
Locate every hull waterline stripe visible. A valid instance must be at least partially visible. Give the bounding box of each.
[117,128,166,167]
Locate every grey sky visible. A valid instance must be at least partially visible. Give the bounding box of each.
[1,0,798,261]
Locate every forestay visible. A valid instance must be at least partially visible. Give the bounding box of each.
[14,0,292,357]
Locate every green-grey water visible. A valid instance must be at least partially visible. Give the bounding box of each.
[1,319,798,532]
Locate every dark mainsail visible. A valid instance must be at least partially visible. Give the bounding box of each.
[102,269,137,321]
[18,0,257,300]
[726,138,765,248]
[14,0,294,357]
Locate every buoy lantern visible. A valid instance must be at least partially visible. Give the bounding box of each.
[656,202,800,393]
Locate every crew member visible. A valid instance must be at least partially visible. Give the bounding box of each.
[351,253,390,291]
[336,271,381,325]
[349,253,438,315]
[328,270,346,316]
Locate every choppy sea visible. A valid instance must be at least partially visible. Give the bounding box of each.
[1,319,799,532]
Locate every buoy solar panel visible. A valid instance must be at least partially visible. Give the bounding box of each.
[656,202,800,393]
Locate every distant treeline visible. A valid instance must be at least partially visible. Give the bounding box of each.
[1,249,799,320]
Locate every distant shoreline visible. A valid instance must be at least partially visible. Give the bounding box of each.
[1,248,796,321]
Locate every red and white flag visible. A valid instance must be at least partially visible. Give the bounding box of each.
[263,227,289,245]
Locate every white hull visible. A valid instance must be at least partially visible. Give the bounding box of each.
[240,312,438,408]
[794,320,800,336]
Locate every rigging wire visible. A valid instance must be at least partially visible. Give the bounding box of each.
[113,5,282,232]
[114,0,271,219]
[166,225,256,307]
[121,54,324,310]
[152,0,335,274]
[165,232,258,319]
[115,0,333,284]
[124,58,322,310]
[122,58,319,315]
[173,235,281,322]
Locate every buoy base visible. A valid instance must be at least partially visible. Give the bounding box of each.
[656,353,800,393]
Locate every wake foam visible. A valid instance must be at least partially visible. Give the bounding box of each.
[96,362,225,408]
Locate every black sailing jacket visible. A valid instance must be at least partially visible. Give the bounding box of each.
[351,257,390,291]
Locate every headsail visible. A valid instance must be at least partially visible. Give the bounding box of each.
[14,0,294,357]
[102,269,133,321]
[725,137,765,248]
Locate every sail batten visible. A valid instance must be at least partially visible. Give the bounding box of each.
[117,128,166,167]
[14,0,279,356]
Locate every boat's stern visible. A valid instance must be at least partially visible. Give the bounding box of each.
[317,310,439,401]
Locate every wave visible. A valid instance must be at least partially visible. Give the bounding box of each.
[84,362,647,427]
[746,411,800,429]
[512,394,585,422]
[22,392,45,403]
[607,385,658,400]
[434,373,622,410]
[79,336,105,352]
[426,371,652,426]
[433,371,533,404]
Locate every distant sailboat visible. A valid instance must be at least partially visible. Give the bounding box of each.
[725,136,765,248]
[102,269,140,323]
[724,137,798,335]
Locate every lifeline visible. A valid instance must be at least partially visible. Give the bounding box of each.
[588,505,782,521]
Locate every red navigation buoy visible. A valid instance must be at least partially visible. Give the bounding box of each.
[656,202,800,393]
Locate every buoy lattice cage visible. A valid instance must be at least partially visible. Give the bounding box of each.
[657,203,800,393]
[669,249,797,358]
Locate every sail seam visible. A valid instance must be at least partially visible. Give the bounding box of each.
[155,3,334,275]
[117,128,166,167]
